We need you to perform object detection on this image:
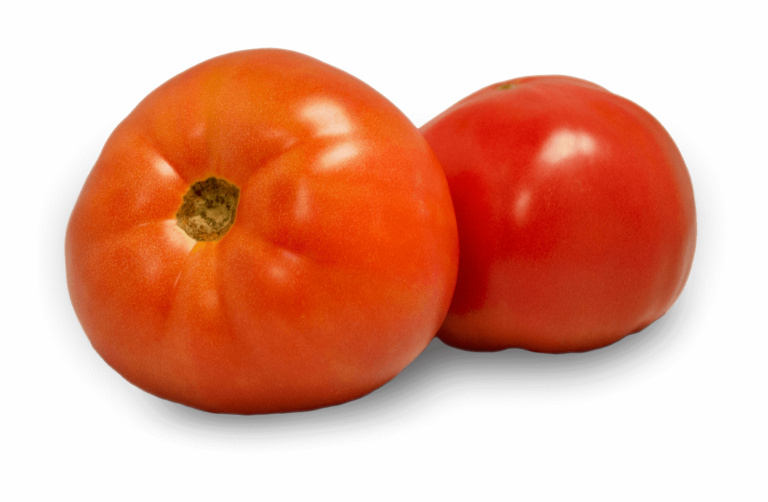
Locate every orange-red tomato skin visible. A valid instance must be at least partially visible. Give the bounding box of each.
[66,49,459,414]
[421,76,696,353]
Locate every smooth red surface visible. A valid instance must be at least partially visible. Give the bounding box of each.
[421,76,696,353]
[66,49,458,413]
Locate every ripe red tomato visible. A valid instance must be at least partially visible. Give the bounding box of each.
[66,49,458,414]
[421,76,696,353]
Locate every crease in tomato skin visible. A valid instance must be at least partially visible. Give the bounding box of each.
[151,242,244,411]
[132,89,283,189]
[222,184,448,412]
[231,148,415,270]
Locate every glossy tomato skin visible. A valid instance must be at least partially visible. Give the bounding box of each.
[66,49,458,413]
[421,76,695,353]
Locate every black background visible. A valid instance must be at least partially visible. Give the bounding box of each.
[54,37,730,454]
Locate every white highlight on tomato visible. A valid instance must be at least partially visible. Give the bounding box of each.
[132,156,183,213]
[539,129,596,165]
[165,219,197,253]
[152,155,182,181]
[299,98,360,172]
[318,143,359,171]
[513,189,532,226]
[300,98,352,137]
[268,248,302,284]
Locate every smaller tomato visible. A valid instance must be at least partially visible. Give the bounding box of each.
[421,76,696,353]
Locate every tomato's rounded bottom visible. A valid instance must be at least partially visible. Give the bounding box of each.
[436,318,659,354]
[90,330,432,415]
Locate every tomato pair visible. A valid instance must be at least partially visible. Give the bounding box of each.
[66,50,695,414]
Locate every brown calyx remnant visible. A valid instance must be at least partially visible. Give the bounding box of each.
[498,81,517,90]
[176,177,240,241]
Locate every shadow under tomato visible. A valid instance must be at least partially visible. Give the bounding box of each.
[144,285,692,439]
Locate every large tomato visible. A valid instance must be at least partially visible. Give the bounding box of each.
[421,76,696,353]
[66,49,458,414]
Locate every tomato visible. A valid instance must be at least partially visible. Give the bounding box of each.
[421,76,696,353]
[66,49,459,414]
